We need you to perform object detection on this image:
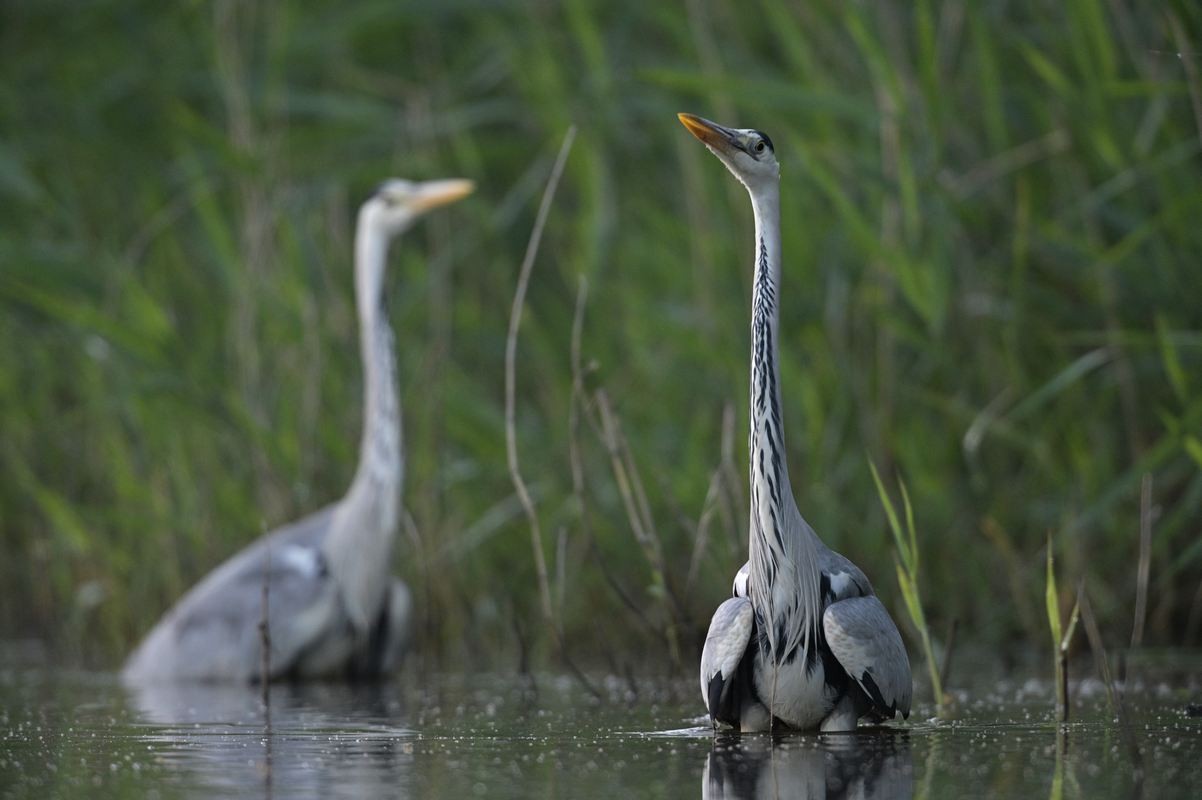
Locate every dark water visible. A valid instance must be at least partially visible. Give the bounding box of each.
[1,669,1199,799]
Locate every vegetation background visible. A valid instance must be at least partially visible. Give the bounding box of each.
[1,0,1200,683]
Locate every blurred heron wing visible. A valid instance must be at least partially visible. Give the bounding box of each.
[124,506,345,682]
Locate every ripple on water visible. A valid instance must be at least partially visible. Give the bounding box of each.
[0,671,1200,799]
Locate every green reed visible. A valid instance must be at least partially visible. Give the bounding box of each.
[0,0,1199,669]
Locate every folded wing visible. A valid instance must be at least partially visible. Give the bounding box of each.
[823,595,912,719]
[700,596,754,724]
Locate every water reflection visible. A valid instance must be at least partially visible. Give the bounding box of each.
[703,731,913,800]
[124,681,416,800]
[126,680,411,728]
[3,672,1189,798]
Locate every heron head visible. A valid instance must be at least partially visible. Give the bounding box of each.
[362,177,475,235]
[678,113,779,189]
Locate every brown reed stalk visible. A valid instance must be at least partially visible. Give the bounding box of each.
[504,125,577,628]
[594,389,683,669]
[1078,584,1143,782]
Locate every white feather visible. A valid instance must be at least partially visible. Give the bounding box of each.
[279,545,323,578]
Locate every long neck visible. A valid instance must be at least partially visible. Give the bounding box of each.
[323,214,403,632]
[745,182,822,664]
[351,219,403,491]
[748,185,787,491]
[747,183,791,564]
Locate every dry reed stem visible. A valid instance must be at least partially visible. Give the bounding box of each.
[623,434,659,552]
[595,391,656,558]
[594,389,682,668]
[1121,473,1154,685]
[1131,473,1153,649]
[683,404,742,593]
[717,403,743,554]
[1079,584,1144,780]
[504,125,577,627]
[259,529,275,792]
[555,526,567,620]
[400,510,436,668]
[501,127,600,698]
[568,276,591,525]
[258,533,271,702]
[566,278,659,637]
[1079,586,1114,704]
[685,471,724,595]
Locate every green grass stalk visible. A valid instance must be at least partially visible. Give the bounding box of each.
[1045,536,1079,722]
[869,461,943,710]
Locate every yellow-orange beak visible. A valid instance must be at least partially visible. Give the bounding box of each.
[678,113,740,152]
[410,178,475,213]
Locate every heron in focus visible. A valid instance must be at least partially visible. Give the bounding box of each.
[679,113,911,731]
[124,178,474,682]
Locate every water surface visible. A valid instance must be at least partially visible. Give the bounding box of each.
[1,669,1198,798]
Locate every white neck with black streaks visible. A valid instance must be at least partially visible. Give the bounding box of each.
[745,181,823,666]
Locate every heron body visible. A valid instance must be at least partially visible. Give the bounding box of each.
[123,178,473,683]
[681,113,912,731]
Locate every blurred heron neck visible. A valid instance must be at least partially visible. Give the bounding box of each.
[351,220,403,497]
[322,218,404,633]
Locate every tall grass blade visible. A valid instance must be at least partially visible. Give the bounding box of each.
[872,459,942,709]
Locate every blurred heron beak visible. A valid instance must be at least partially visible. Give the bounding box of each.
[411,178,475,213]
[678,113,742,155]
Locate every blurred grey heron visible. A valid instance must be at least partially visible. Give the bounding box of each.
[679,113,911,731]
[123,178,474,683]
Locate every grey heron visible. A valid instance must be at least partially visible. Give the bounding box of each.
[680,113,912,731]
[123,178,474,682]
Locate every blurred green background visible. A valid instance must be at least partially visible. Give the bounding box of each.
[1,0,1200,678]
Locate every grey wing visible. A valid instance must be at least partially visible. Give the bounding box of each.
[818,548,875,600]
[700,596,754,722]
[124,507,344,682]
[823,595,912,719]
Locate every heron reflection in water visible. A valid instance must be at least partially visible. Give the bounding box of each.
[703,732,913,800]
[125,680,417,798]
